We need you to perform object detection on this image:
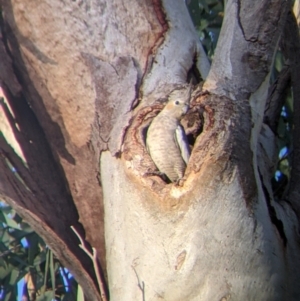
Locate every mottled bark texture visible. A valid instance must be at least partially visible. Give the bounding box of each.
[1,0,300,300]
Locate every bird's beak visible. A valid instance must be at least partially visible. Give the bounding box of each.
[183,104,189,115]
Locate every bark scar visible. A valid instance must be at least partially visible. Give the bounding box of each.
[236,0,258,43]
[258,169,287,247]
[175,250,187,270]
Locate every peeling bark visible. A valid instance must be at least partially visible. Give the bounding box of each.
[264,66,291,133]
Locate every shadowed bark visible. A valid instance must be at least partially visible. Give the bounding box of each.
[281,11,300,219]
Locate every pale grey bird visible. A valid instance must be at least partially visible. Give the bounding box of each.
[146,85,192,183]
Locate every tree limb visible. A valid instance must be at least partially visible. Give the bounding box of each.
[281,10,300,219]
[0,136,102,301]
[264,66,291,133]
[71,226,108,301]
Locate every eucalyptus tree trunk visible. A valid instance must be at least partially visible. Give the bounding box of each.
[0,0,300,300]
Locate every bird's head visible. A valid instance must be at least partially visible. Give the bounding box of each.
[163,84,192,120]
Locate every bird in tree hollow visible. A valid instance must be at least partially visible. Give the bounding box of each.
[146,84,192,183]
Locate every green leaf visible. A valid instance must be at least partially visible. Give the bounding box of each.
[2,215,20,230]
[33,249,47,267]
[43,249,50,292]
[274,51,284,72]
[279,158,290,178]
[8,268,19,285]
[50,250,55,300]
[36,290,56,301]
[27,233,40,265]
[77,284,84,301]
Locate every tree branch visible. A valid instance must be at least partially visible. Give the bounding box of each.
[0,136,102,301]
[204,0,289,100]
[0,18,107,297]
[0,5,107,273]
[281,10,300,219]
[71,226,108,301]
[264,66,291,133]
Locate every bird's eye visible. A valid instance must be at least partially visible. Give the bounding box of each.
[175,100,180,105]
